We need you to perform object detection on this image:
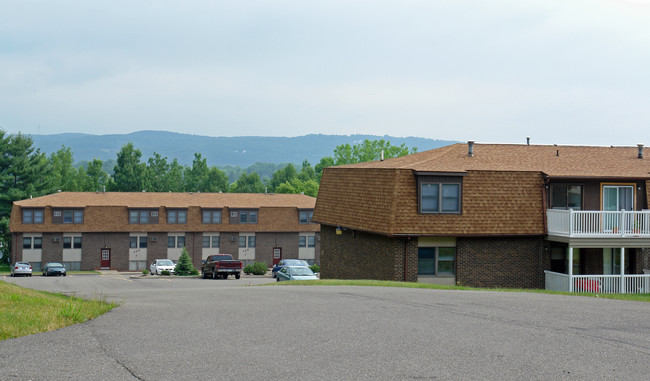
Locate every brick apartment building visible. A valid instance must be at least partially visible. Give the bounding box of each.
[313,142,650,289]
[10,192,319,272]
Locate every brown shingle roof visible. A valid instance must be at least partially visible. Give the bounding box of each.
[336,143,650,178]
[14,192,316,209]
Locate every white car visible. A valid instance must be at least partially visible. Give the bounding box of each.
[150,259,176,275]
[11,262,32,277]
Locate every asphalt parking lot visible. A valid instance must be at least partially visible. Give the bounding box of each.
[2,273,650,380]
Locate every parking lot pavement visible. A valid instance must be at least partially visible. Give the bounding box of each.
[2,275,650,380]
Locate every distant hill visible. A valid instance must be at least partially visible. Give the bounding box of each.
[30,131,457,167]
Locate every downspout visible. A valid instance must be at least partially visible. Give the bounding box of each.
[542,175,549,234]
[404,237,410,282]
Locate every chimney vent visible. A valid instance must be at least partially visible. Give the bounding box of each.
[380,150,384,161]
[526,136,530,145]
[467,141,475,157]
[638,144,644,159]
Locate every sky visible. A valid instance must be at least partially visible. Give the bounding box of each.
[1,0,650,146]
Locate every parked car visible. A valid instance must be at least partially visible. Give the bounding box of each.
[10,262,32,277]
[42,262,66,277]
[201,254,243,279]
[272,259,310,278]
[150,259,176,275]
[276,266,319,282]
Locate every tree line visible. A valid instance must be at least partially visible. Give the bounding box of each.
[0,127,415,261]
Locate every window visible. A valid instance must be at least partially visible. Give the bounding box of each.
[63,210,73,223]
[73,237,82,249]
[63,237,72,249]
[248,236,256,248]
[202,236,211,248]
[129,209,158,224]
[299,236,306,247]
[551,184,583,210]
[33,237,42,249]
[202,210,222,224]
[167,209,187,224]
[238,236,247,248]
[130,237,138,248]
[177,236,185,248]
[168,236,176,248]
[212,236,220,248]
[130,236,147,249]
[418,247,456,275]
[237,210,258,224]
[23,237,31,249]
[22,209,44,224]
[63,237,81,249]
[299,210,314,224]
[203,235,220,248]
[74,210,83,224]
[308,236,315,248]
[420,183,460,213]
[603,185,634,211]
[139,236,147,249]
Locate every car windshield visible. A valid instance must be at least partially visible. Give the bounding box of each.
[291,267,314,276]
[16,262,29,266]
[158,260,174,266]
[285,260,307,266]
[48,263,64,268]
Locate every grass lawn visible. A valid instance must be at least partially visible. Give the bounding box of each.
[0,281,118,340]
[271,279,650,303]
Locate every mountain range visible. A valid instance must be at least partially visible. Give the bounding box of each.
[30,130,457,167]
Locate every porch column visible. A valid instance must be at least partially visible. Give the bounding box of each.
[568,246,574,292]
[620,246,626,294]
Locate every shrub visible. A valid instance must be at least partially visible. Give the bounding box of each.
[142,269,149,275]
[310,264,320,273]
[244,264,254,274]
[175,248,198,276]
[252,262,267,275]
[160,270,171,276]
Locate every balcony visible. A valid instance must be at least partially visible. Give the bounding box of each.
[547,209,650,238]
[545,270,650,294]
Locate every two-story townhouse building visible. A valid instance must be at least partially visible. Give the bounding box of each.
[313,142,650,292]
[10,192,319,272]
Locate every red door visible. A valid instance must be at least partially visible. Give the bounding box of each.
[273,248,282,266]
[101,249,111,269]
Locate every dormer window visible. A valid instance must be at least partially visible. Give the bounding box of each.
[417,173,463,215]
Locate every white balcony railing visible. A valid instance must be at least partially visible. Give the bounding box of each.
[545,271,650,294]
[547,209,650,238]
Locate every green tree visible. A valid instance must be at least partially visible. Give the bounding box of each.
[334,139,416,165]
[275,178,319,197]
[81,158,110,192]
[298,160,317,182]
[268,163,298,191]
[145,152,175,192]
[229,172,266,193]
[175,248,198,276]
[110,143,146,192]
[49,146,80,191]
[315,156,334,182]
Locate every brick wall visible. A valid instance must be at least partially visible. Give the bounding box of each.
[83,233,130,270]
[256,232,298,266]
[320,225,408,281]
[456,237,547,288]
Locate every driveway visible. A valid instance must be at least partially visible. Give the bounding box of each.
[2,274,650,380]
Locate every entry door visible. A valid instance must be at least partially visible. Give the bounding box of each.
[101,249,111,269]
[273,248,282,266]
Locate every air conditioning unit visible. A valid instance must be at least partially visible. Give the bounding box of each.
[52,237,60,243]
[150,236,157,242]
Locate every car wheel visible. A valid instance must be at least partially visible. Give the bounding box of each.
[276,277,280,282]
[212,269,217,279]
[223,274,229,279]
[63,273,66,277]
[235,273,240,279]
[43,272,46,277]
[201,271,207,279]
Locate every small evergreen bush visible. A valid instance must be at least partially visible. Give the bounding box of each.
[309,264,320,273]
[161,270,171,276]
[244,264,254,274]
[175,248,198,276]
[142,269,149,275]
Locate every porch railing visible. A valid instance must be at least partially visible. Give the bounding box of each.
[545,270,650,294]
[547,209,650,238]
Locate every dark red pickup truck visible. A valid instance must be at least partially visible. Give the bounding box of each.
[201,254,243,279]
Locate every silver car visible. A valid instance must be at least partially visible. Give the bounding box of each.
[11,262,32,277]
[150,259,176,275]
[276,266,319,282]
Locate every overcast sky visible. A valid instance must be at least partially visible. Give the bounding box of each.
[2,0,649,146]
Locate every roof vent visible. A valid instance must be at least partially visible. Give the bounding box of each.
[638,144,644,159]
[467,141,475,157]
[526,136,530,145]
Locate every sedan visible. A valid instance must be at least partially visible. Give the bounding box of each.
[11,262,32,277]
[276,266,319,282]
[150,259,176,275]
[272,259,310,278]
[42,262,67,277]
